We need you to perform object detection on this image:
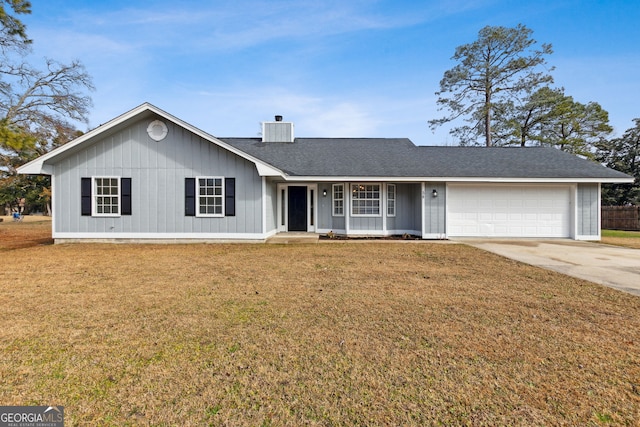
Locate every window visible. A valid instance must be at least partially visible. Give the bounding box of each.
[332,184,344,216]
[185,177,235,217]
[310,189,314,226]
[387,184,396,217]
[198,177,224,216]
[351,184,381,216]
[281,188,286,225]
[81,177,131,217]
[94,177,120,215]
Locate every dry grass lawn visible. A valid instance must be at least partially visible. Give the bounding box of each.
[1,220,639,426]
[601,229,640,249]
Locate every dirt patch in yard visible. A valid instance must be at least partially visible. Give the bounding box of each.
[1,225,639,426]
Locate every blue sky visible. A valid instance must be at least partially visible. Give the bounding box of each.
[20,0,640,145]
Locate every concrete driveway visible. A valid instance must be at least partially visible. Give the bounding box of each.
[459,239,640,296]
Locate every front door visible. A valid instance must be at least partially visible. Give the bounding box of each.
[288,186,307,231]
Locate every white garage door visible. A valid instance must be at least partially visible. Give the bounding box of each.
[448,184,572,238]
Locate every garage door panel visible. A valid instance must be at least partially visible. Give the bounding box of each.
[494,200,508,209]
[448,185,571,238]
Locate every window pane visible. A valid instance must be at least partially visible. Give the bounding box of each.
[351,184,380,215]
[333,184,344,216]
[387,185,396,216]
[93,178,121,216]
[197,177,224,216]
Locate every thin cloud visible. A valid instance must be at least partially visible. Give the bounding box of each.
[41,1,490,53]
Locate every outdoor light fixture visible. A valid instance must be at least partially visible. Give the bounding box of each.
[432,189,438,198]
[323,189,327,197]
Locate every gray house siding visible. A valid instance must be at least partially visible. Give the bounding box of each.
[317,183,334,231]
[331,215,346,232]
[386,183,421,234]
[577,183,599,237]
[350,216,383,232]
[399,183,422,233]
[424,182,447,237]
[53,117,263,237]
[314,182,422,235]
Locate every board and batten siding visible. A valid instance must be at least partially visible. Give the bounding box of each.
[316,183,335,232]
[386,183,421,235]
[577,183,600,238]
[53,117,263,238]
[423,182,446,238]
[315,182,422,235]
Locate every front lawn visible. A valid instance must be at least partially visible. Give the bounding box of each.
[601,229,640,249]
[1,222,639,425]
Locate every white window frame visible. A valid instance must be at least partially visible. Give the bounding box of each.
[332,184,344,217]
[308,185,317,232]
[387,184,396,217]
[93,176,120,217]
[351,183,381,217]
[196,176,225,217]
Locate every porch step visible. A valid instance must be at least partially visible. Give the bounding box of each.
[266,232,319,244]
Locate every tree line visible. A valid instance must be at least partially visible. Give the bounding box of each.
[0,6,637,212]
[429,24,639,205]
[0,0,93,215]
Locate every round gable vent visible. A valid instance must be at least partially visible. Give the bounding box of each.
[147,120,168,141]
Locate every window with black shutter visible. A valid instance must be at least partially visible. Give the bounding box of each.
[225,178,235,217]
[81,177,131,216]
[185,178,196,216]
[121,178,132,215]
[185,177,236,217]
[81,177,92,216]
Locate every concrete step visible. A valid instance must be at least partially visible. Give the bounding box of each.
[266,232,319,244]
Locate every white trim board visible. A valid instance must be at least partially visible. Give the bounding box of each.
[53,231,276,241]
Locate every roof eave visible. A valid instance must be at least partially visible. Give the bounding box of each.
[279,176,635,183]
[17,159,45,175]
[16,102,286,178]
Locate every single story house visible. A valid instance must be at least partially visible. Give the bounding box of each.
[17,103,633,243]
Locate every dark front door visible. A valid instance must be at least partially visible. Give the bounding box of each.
[288,186,307,231]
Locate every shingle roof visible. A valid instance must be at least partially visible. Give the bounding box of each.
[221,137,631,180]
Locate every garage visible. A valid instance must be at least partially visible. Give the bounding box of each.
[447,184,572,238]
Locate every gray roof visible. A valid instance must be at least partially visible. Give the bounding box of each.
[221,137,631,180]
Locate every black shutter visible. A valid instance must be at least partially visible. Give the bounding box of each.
[185,178,196,216]
[121,178,132,215]
[225,178,235,217]
[81,177,92,216]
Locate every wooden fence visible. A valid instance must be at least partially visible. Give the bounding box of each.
[601,206,640,231]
